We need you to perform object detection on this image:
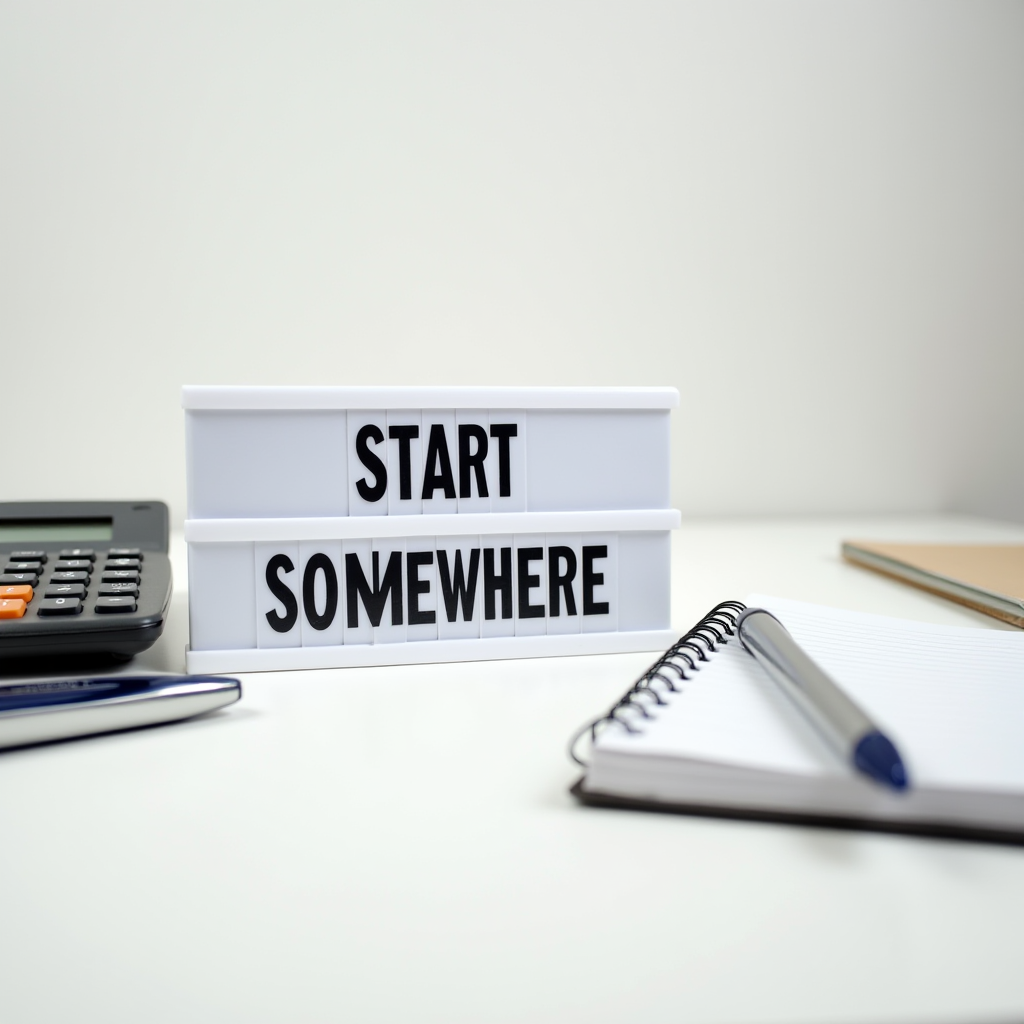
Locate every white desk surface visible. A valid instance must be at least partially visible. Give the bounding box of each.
[3,514,1024,1024]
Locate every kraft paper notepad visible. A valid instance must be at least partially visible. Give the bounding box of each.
[842,541,1024,628]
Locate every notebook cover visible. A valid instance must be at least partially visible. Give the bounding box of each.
[842,542,1024,628]
[571,779,1024,846]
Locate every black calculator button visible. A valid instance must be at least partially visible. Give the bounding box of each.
[98,582,138,597]
[50,571,90,583]
[54,559,92,572]
[45,583,87,599]
[59,549,95,560]
[101,570,140,583]
[10,551,47,563]
[4,562,43,574]
[95,596,137,613]
[0,573,40,586]
[104,558,141,571]
[108,548,142,559]
[38,597,83,615]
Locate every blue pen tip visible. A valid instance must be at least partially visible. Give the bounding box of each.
[854,732,909,791]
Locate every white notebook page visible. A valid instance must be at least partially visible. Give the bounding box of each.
[596,596,1024,792]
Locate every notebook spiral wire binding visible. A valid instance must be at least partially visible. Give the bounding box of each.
[569,601,747,767]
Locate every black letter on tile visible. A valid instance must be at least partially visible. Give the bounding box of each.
[483,546,513,620]
[388,425,419,501]
[458,424,489,499]
[302,553,338,631]
[582,545,609,616]
[355,424,387,502]
[437,548,481,622]
[517,547,545,619]
[548,546,577,618]
[421,424,457,500]
[265,554,298,633]
[407,550,436,626]
[346,550,404,627]
[488,424,518,498]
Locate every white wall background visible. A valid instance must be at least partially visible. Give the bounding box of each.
[2,1,1022,526]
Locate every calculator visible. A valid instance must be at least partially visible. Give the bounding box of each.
[0,501,172,663]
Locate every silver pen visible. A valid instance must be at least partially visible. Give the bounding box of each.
[736,608,909,791]
[0,674,241,750]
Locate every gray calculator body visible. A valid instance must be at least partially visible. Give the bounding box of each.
[0,502,172,664]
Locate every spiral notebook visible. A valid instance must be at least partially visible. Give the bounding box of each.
[571,596,1024,843]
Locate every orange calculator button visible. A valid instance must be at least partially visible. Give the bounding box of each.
[0,585,34,603]
[0,598,27,619]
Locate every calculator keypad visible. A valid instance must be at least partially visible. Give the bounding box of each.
[0,550,150,620]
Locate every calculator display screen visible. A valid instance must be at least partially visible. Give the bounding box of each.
[0,519,114,542]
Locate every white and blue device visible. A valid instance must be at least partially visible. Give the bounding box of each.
[183,387,679,673]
